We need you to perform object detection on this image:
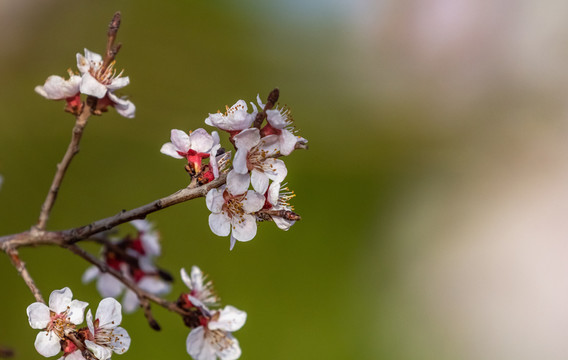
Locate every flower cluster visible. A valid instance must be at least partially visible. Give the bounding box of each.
[26,288,130,360]
[178,266,246,360]
[161,91,306,250]
[82,220,172,313]
[35,46,134,117]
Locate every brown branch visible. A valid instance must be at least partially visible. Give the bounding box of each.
[62,243,189,329]
[35,104,92,231]
[1,173,226,250]
[253,88,279,129]
[6,248,44,303]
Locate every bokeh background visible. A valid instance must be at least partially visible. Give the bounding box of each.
[3,0,568,359]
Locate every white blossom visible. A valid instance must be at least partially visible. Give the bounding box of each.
[181,266,219,309]
[85,298,130,360]
[204,100,255,132]
[206,174,265,250]
[186,306,246,360]
[26,288,88,357]
[254,95,299,155]
[233,128,287,194]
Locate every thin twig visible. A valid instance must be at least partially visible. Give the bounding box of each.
[62,243,189,329]
[6,248,44,303]
[36,104,92,230]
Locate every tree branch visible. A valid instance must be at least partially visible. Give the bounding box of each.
[6,248,44,303]
[36,103,92,231]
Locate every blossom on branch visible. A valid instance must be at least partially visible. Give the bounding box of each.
[180,266,219,309]
[206,172,265,250]
[84,298,131,360]
[76,49,135,118]
[204,100,255,136]
[233,128,287,194]
[185,305,246,360]
[262,181,297,230]
[26,287,88,357]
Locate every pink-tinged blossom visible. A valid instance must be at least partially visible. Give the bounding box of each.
[26,288,88,357]
[186,306,246,360]
[160,128,215,174]
[181,266,219,309]
[204,100,255,134]
[76,49,135,118]
[206,173,265,250]
[253,95,300,156]
[233,128,287,194]
[264,181,297,230]
[84,298,131,360]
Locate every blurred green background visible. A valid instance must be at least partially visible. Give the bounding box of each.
[4,1,568,359]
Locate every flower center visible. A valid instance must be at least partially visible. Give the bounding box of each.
[47,310,73,339]
[89,60,124,85]
[206,329,235,352]
[95,325,128,354]
[222,191,246,220]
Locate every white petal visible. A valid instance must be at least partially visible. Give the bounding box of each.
[35,75,81,100]
[217,333,241,360]
[212,131,220,146]
[79,72,107,98]
[250,170,269,194]
[206,187,225,213]
[189,128,214,153]
[234,128,260,151]
[67,300,89,325]
[82,266,100,284]
[122,290,139,314]
[274,216,295,230]
[138,277,171,295]
[241,190,266,213]
[229,234,237,251]
[204,113,223,128]
[208,305,247,332]
[279,129,298,156]
[227,170,250,195]
[95,298,122,329]
[266,109,286,129]
[180,267,192,290]
[190,266,205,291]
[130,219,152,232]
[87,309,94,335]
[27,302,51,329]
[210,144,221,179]
[209,213,231,237]
[107,92,135,118]
[76,53,90,74]
[65,350,86,360]
[232,149,249,175]
[170,129,190,153]
[83,48,103,64]
[231,214,257,242]
[256,94,265,108]
[267,182,280,205]
[97,273,125,297]
[265,158,287,183]
[109,326,130,354]
[186,327,216,360]
[49,287,73,314]
[160,142,185,159]
[85,340,112,360]
[107,76,130,91]
[35,331,61,357]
